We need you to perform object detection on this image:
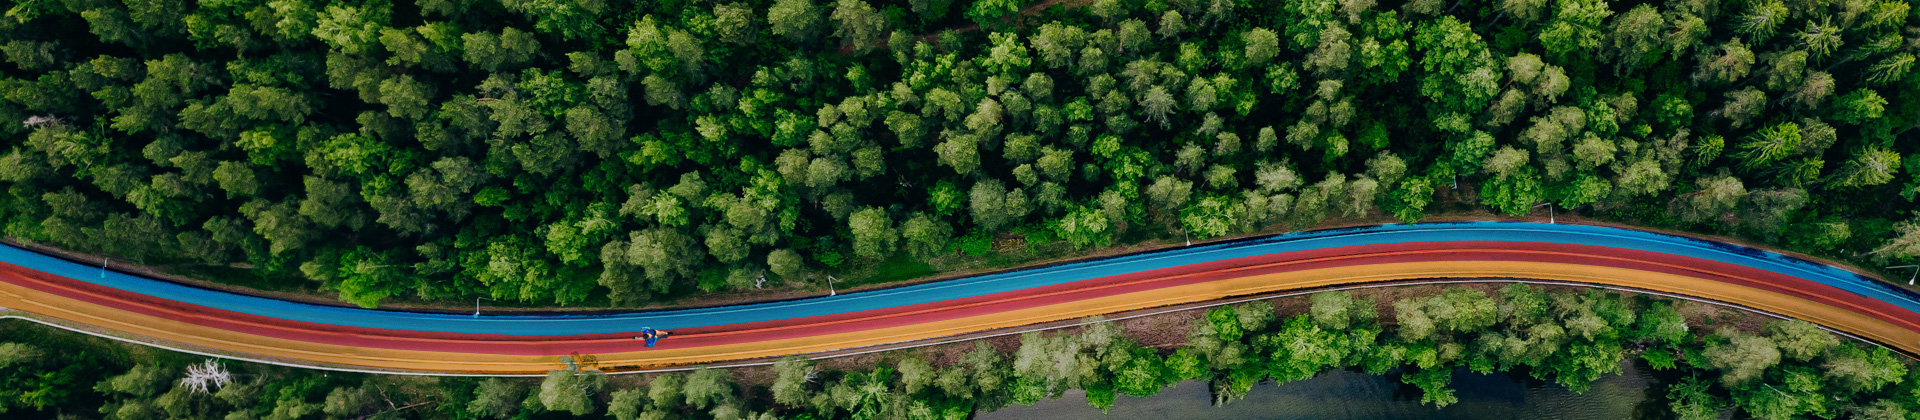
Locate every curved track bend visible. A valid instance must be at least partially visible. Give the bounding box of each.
[0,222,1914,374]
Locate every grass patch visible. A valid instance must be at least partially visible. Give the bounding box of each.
[165,265,314,294]
[842,253,938,288]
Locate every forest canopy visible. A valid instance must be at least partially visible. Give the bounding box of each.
[0,0,1917,307]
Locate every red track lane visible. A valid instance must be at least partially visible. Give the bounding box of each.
[3,241,1913,356]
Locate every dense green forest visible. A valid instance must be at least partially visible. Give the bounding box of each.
[1,0,1918,307]
[3,285,1915,419]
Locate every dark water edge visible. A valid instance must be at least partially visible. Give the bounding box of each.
[981,360,1668,420]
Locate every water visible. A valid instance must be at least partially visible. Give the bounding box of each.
[981,361,1660,420]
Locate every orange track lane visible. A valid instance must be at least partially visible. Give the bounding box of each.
[3,260,1914,374]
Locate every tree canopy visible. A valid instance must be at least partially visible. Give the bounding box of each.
[0,0,1913,310]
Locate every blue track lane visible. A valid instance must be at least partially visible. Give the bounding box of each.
[3,222,1914,336]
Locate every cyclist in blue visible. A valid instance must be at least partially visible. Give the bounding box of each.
[636,328,670,347]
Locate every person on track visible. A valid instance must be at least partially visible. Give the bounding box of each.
[636,327,670,347]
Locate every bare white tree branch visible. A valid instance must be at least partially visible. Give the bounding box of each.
[180,359,232,394]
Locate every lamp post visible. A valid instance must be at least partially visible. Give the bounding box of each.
[1889,265,1920,286]
[826,275,838,296]
[473,297,494,317]
[1533,202,1555,224]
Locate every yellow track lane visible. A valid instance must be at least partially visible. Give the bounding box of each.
[3,260,1915,374]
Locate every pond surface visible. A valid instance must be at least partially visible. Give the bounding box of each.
[981,361,1663,420]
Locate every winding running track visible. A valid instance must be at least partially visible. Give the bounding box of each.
[0,222,1916,374]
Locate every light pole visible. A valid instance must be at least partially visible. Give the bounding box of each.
[1890,265,1920,285]
[1533,202,1555,224]
[473,297,494,317]
[826,275,838,296]
[100,256,109,279]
